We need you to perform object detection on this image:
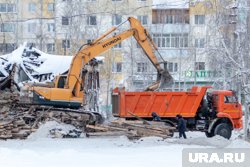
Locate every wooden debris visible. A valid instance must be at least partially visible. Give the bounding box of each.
[85,119,175,140]
[0,91,98,140]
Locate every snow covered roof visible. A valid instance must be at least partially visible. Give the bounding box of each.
[0,44,73,87]
[0,43,105,89]
[153,0,189,9]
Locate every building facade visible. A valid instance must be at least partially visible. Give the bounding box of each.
[0,0,18,54]
[0,0,239,99]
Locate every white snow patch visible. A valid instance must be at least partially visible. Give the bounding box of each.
[28,121,78,140]
[0,130,250,167]
[168,135,231,148]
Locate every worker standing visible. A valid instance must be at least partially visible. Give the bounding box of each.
[176,114,187,139]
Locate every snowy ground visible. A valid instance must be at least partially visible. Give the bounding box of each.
[0,122,250,167]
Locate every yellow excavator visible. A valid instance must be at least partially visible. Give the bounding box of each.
[28,17,173,109]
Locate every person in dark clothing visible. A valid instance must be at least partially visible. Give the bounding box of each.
[176,114,187,139]
[151,112,161,121]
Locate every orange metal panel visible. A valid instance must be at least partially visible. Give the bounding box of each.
[117,86,210,118]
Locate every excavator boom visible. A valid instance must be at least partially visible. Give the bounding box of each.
[32,17,173,109]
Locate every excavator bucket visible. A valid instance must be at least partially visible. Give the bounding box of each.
[145,70,173,91]
[159,69,174,90]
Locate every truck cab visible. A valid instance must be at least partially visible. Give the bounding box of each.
[203,90,242,138]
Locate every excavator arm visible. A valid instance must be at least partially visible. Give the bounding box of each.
[66,17,173,95]
[32,17,173,109]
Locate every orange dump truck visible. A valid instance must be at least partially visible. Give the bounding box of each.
[112,86,242,139]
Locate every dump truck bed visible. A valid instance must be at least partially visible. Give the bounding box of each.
[112,86,210,118]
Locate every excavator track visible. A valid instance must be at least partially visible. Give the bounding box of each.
[13,102,104,125]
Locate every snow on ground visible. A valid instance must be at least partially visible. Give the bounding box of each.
[28,121,79,140]
[0,121,250,167]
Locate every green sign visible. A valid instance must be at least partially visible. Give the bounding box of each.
[185,71,215,78]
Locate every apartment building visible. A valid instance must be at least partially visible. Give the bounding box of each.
[0,0,18,54]
[18,0,56,53]
[149,0,237,90]
[0,0,56,54]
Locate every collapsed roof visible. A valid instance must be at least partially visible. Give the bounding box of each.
[0,44,72,90]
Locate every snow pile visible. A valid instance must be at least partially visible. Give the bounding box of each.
[28,121,81,140]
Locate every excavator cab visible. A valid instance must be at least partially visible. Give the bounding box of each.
[54,75,67,88]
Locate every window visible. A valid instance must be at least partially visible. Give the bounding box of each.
[62,17,69,25]
[166,62,178,72]
[0,3,16,13]
[28,3,36,12]
[114,43,122,48]
[180,34,189,47]
[224,96,237,103]
[0,43,16,53]
[112,62,122,73]
[87,15,97,25]
[47,3,54,12]
[195,62,205,70]
[112,0,122,1]
[87,0,96,2]
[112,14,122,25]
[62,40,70,48]
[166,15,173,24]
[170,34,178,47]
[137,15,148,25]
[47,43,55,53]
[0,3,7,12]
[195,38,205,48]
[1,23,15,32]
[152,9,189,24]
[28,23,36,33]
[153,33,188,48]
[195,15,205,25]
[137,62,147,72]
[7,4,15,12]
[47,23,55,32]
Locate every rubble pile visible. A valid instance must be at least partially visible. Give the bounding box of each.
[0,91,34,139]
[0,91,98,140]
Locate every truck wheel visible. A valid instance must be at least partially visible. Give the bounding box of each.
[214,123,232,139]
[205,131,214,138]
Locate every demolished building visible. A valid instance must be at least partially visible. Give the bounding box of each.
[0,44,72,90]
